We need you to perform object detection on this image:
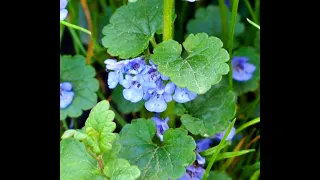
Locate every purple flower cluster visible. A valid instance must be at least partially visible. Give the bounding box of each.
[151,115,170,142]
[60,0,68,20]
[105,57,196,113]
[232,56,256,82]
[60,82,75,109]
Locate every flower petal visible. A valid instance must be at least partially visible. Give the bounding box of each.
[60,9,68,20]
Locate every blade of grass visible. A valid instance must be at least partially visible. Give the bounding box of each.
[200,141,229,157]
[246,18,260,30]
[60,20,92,35]
[250,169,260,180]
[67,26,87,56]
[220,135,247,171]
[227,0,240,90]
[236,117,260,134]
[254,0,260,23]
[203,118,237,180]
[244,0,258,23]
[216,149,255,161]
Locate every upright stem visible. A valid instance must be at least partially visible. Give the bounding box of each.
[218,0,229,46]
[163,0,174,41]
[162,0,175,127]
[227,0,240,90]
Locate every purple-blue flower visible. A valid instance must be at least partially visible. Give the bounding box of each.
[151,116,169,141]
[232,56,256,82]
[60,0,68,20]
[145,93,167,113]
[196,152,205,165]
[225,0,231,8]
[178,165,205,180]
[196,138,212,152]
[123,57,146,75]
[173,87,197,103]
[105,57,197,113]
[60,82,75,109]
[214,126,236,141]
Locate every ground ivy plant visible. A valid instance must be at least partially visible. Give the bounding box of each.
[60,0,260,179]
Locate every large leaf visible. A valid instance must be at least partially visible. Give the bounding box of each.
[232,47,260,95]
[85,100,116,153]
[60,139,105,180]
[186,5,244,38]
[60,55,99,120]
[101,0,163,58]
[112,86,145,114]
[118,118,196,180]
[181,81,236,137]
[151,33,229,94]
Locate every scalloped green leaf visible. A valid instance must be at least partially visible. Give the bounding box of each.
[112,86,145,114]
[207,171,232,180]
[101,0,163,59]
[60,138,105,180]
[104,158,141,180]
[186,5,244,38]
[151,33,229,94]
[118,118,196,180]
[181,81,236,137]
[85,100,116,153]
[60,55,99,120]
[232,47,260,95]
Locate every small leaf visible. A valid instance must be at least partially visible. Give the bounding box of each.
[61,129,87,141]
[174,103,187,116]
[60,55,99,120]
[102,134,122,163]
[232,47,260,95]
[104,158,141,180]
[101,0,163,58]
[181,81,236,136]
[151,33,229,94]
[118,118,196,180]
[187,5,244,38]
[207,171,232,180]
[60,139,105,180]
[85,100,117,153]
[112,86,144,114]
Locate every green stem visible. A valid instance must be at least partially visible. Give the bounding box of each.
[140,108,146,118]
[67,27,87,56]
[72,118,78,129]
[97,155,105,174]
[178,1,188,43]
[254,0,260,23]
[109,0,116,13]
[203,118,237,180]
[150,37,157,48]
[162,0,175,127]
[218,0,229,46]
[164,101,175,128]
[163,0,175,41]
[244,0,258,23]
[99,0,107,10]
[97,90,127,127]
[246,18,260,30]
[60,20,92,35]
[236,117,260,134]
[227,0,240,90]
[123,0,126,6]
[60,24,65,47]
[62,119,68,130]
